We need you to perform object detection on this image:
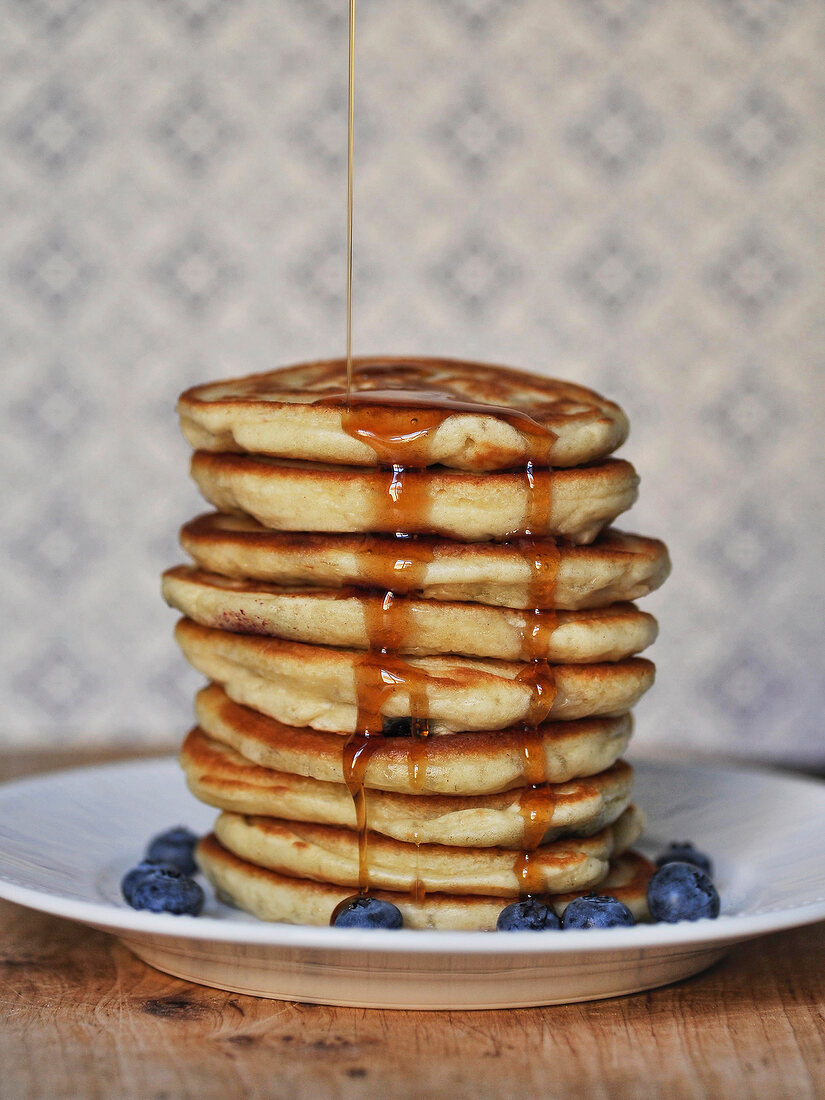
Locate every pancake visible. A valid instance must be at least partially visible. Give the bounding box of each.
[194,685,634,795]
[178,357,629,471]
[189,453,639,544]
[197,835,654,930]
[181,514,671,611]
[211,804,644,896]
[162,566,658,663]
[175,619,655,734]
[181,728,634,847]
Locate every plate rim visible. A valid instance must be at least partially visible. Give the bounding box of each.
[0,754,823,956]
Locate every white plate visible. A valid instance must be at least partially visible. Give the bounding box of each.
[0,757,822,1009]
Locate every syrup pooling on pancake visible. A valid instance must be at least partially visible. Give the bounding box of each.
[327,358,559,469]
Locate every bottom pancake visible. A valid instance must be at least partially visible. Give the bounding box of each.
[196,834,654,930]
[212,804,644,897]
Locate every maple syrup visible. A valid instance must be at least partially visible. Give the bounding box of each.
[509,473,562,898]
[323,381,558,468]
[334,433,564,907]
[342,592,432,892]
[333,0,562,921]
[342,732,378,889]
[345,0,356,404]
[380,533,438,596]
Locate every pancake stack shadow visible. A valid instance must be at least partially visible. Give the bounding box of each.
[163,357,671,930]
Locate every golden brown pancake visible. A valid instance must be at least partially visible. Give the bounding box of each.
[211,804,644,896]
[196,835,654,929]
[175,618,655,734]
[189,453,639,544]
[178,357,629,471]
[162,566,658,663]
[181,728,634,847]
[180,514,671,611]
[194,685,634,795]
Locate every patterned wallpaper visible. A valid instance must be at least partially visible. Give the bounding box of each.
[1,0,823,763]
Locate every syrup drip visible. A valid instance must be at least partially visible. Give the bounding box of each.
[407,714,429,905]
[337,405,440,902]
[334,405,435,914]
[513,725,556,896]
[342,732,378,891]
[334,397,564,914]
[407,726,429,792]
[385,533,437,596]
[338,533,439,599]
[509,461,562,899]
[339,587,431,901]
[410,862,427,906]
[515,536,562,659]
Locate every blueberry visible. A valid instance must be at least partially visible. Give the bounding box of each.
[129,866,205,916]
[497,899,561,931]
[145,826,199,875]
[382,717,413,738]
[647,861,720,923]
[656,841,713,878]
[332,896,403,929]
[561,895,635,929]
[121,859,179,905]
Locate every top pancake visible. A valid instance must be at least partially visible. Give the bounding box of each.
[178,357,629,471]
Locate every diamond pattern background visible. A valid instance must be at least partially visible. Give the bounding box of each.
[0,0,823,763]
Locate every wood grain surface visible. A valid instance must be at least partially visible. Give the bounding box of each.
[1,750,824,1100]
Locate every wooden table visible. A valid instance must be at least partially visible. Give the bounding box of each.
[1,749,823,1099]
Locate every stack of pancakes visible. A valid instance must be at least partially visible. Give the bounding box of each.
[163,357,670,930]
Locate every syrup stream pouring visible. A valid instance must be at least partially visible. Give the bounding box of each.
[345,0,356,406]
